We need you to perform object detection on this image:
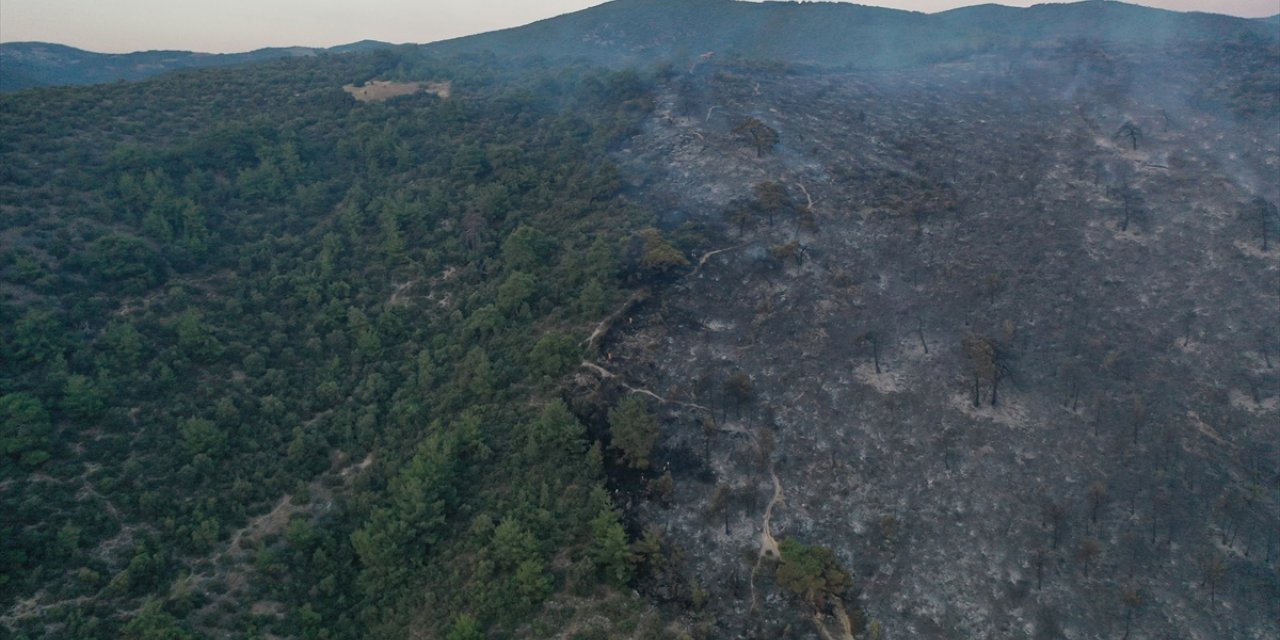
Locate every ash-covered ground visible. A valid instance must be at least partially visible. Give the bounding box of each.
[588,43,1279,639]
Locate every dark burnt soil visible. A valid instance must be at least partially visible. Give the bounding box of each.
[594,45,1279,639]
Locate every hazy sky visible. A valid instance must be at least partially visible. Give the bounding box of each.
[1,1,1276,53]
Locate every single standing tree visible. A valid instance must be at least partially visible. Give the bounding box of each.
[1200,550,1226,607]
[753,181,790,226]
[637,228,690,275]
[734,117,779,158]
[1117,180,1144,232]
[1130,396,1146,446]
[1115,121,1143,150]
[775,539,852,611]
[857,331,883,374]
[1088,481,1107,525]
[1119,582,1143,640]
[1043,500,1067,549]
[723,198,758,236]
[1078,538,1102,578]
[962,335,1001,406]
[1246,196,1278,251]
[609,396,660,470]
[1030,547,1049,590]
[723,371,754,418]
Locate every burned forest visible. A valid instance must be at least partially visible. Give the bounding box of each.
[2,1,1277,639]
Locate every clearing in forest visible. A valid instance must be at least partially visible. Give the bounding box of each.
[343,80,451,102]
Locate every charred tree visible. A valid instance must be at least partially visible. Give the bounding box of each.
[1115,121,1143,150]
[734,117,779,158]
[1246,196,1278,251]
[857,331,883,374]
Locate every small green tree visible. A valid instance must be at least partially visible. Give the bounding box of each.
[588,507,632,586]
[174,309,222,363]
[609,396,659,470]
[179,417,227,460]
[776,539,852,610]
[62,374,107,421]
[502,224,557,270]
[122,600,193,640]
[638,228,689,274]
[446,613,485,640]
[0,392,54,468]
[12,308,61,365]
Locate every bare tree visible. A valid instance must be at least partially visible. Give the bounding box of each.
[1087,481,1107,525]
[1200,550,1226,607]
[1080,537,1100,578]
[1043,499,1068,549]
[723,371,754,419]
[857,331,883,374]
[1111,176,1144,232]
[707,482,732,534]
[1129,396,1147,446]
[734,117,779,158]
[753,181,790,227]
[1030,547,1049,590]
[1246,196,1278,251]
[723,198,757,237]
[1078,538,1102,578]
[1115,121,1143,150]
[963,335,1006,406]
[1119,582,1144,640]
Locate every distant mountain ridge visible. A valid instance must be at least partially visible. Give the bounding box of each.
[3,0,1275,91]
[0,40,393,92]
[419,0,1279,69]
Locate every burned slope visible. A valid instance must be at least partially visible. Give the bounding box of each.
[587,40,1280,639]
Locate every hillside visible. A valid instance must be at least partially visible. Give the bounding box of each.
[0,41,393,92]
[2,1,1277,639]
[605,39,1278,639]
[422,0,1277,68]
[8,0,1276,93]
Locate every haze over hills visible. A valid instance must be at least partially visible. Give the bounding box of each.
[1,1,1277,639]
[3,0,1277,92]
[0,40,394,92]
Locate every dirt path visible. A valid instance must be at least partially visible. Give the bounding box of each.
[746,456,854,640]
[749,461,785,611]
[387,279,419,306]
[830,599,857,640]
[693,242,753,275]
[583,289,650,353]
[227,494,295,555]
[580,361,713,414]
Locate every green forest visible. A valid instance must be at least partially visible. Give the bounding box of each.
[1,48,683,639]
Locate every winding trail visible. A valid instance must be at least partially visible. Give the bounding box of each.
[749,461,785,611]
[580,361,712,413]
[830,599,857,640]
[744,456,855,640]
[693,242,753,275]
[583,289,650,353]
